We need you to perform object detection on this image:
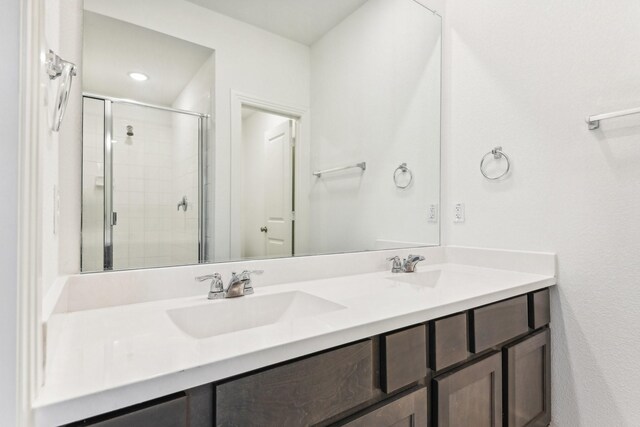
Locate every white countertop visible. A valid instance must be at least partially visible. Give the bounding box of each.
[34,255,556,426]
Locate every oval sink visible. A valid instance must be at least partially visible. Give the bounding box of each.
[387,270,443,287]
[167,291,346,339]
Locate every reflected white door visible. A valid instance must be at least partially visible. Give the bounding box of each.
[263,120,293,257]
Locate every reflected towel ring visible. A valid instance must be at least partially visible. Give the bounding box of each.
[480,146,511,180]
[393,163,413,189]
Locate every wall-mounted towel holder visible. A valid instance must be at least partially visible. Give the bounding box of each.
[393,163,413,189]
[480,146,511,180]
[46,50,77,132]
[586,106,640,130]
[313,162,366,177]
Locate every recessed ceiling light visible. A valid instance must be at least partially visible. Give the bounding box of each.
[128,72,149,82]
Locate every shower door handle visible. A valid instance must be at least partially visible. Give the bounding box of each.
[260,226,268,233]
[111,212,118,226]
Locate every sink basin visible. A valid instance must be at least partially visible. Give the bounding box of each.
[387,269,489,289]
[386,270,443,287]
[167,291,346,339]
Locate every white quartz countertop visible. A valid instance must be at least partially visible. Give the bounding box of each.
[34,258,556,426]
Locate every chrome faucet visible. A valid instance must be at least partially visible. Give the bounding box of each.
[387,254,426,273]
[386,256,403,273]
[197,270,263,299]
[402,255,426,273]
[196,273,225,300]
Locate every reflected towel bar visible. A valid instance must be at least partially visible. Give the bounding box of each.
[587,106,640,130]
[313,162,366,177]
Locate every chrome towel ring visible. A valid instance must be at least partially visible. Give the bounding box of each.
[394,163,413,189]
[480,146,510,180]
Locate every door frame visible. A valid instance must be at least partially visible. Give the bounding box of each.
[229,91,310,260]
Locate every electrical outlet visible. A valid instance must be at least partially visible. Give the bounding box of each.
[454,203,465,223]
[428,204,438,223]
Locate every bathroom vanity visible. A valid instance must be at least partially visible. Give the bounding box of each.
[62,289,551,427]
[35,247,555,427]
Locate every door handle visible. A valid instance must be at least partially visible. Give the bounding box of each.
[260,226,268,233]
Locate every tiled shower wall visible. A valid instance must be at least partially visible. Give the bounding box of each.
[81,100,200,271]
[170,112,200,266]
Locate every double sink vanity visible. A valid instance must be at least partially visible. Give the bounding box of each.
[36,247,556,426]
[35,1,557,426]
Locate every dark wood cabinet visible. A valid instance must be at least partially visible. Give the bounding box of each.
[381,324,428,393]
[528,289,550,330]
[433,352,503,427]
[76,394,188,427]
[338,387,428,427]
[504,329,551,427]
[470,296,529,353]
[430,312,469,372]
[216,340,377,426]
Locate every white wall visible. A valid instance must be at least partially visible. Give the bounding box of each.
[0,0,20,423]
[443,1,640,424]
[309,0,441,254]
[84,0,311,263]
[240,110,290,259]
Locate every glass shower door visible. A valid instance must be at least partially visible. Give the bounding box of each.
[109,102,201,270]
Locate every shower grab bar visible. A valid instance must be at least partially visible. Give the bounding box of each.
[313,162,366,177]
[587,106,640,130]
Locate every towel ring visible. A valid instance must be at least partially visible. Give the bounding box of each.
[480,147,511,180]
[393,163,413,189]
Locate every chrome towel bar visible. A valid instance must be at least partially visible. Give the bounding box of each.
[587,106,640,130]
[313,162,366,177]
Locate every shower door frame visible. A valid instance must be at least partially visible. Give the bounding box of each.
[83,93,209,271]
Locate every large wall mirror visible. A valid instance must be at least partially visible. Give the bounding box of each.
[81,0,442,272]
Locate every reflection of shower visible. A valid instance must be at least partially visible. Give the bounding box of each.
[81,94,209,271]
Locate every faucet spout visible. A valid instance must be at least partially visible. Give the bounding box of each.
[402,255,425,273]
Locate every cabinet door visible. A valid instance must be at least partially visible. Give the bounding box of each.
[504,329,551,427]
[340,388,428,427]
[434,352,502,427]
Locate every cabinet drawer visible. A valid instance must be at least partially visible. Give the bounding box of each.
[430,312,469,372]
[381,325,428,393]
[470,295,529,353]
[216,340,376,426]
[504,329,551,427]
[433,352,502,427]
[338,387,428,427]
[528,289,550,330]
[78,394,187,427]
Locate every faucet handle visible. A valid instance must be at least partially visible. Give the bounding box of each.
[196,273,224,299]
[386,256,403,273]
[238,270,263,295]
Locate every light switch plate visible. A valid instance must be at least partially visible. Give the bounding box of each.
[428,204,438,223]
[454,203,465,223]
